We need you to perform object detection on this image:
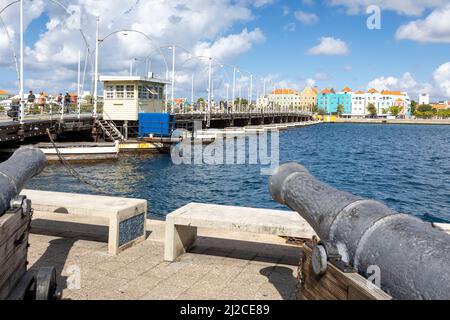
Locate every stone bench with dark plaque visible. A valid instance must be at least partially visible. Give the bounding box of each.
[21,189,147,255]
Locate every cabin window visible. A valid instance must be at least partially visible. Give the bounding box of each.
[116,85,124,98]
[139,85,149,99]
[105,86,114,99]
[126,85,135,99]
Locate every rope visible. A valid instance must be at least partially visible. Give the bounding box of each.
[45,129,110,195]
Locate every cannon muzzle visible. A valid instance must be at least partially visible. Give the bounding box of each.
[0,146,47,215]
[269,162,450,300]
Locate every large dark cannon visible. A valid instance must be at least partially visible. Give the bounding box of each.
[269,162,450,300]
[0,147,57,300]
[0,146,47,217]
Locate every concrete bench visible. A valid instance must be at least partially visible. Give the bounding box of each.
[21,189,147,255]
[164,203,316,262]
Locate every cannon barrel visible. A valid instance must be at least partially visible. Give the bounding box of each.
[269,162,450,300]
[0,146,47,215]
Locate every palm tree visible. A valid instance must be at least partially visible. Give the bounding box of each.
[367,103,377,118]
[336,104,345,118]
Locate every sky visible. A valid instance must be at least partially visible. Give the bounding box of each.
[0,0,449,101]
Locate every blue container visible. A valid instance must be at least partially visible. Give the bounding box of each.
[138,113,175,138]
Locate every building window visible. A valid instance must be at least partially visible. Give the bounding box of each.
[126,85,135,99]
[116,85,124,99]
[138,86,148,99]
[105,85,114,99]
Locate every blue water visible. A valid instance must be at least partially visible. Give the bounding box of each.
[27,124,450,223]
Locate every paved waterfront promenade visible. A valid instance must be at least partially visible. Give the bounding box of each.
[28,217,302,300]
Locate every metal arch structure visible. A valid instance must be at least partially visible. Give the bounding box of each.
[141,47,171,79]
[0,0,95,69]
[96,29,168,67]
[0,14,19,81]
[91,27,171,115]
[0,0,95,124]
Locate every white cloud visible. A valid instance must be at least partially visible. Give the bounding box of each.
[283,22,296,32]
[294,10,319,25]
[396,4,450,43]
[302,0,316,6]
[251,0,276,8]
[314,72,329,81]
[0,0,270,96]
[366,65,450,99]
[191,28,266,62]
[433,62,450,97]
[367,72,421,92]
[327,0,448,16]
[307,37,349,55]
[282,5,290,16]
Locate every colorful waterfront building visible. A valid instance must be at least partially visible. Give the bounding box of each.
[431,101,450,110]
[299,86,318,112]
[338,87,353,115]
[317,88,352,115]
[268,89,301,110]
[0,90,11,100]
[378,91,411,116]
[365,88,380,114]
[352,91,366,117]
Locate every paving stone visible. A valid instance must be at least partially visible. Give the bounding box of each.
[28,219,301,300]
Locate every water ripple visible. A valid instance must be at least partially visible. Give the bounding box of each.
[27,123,450,223]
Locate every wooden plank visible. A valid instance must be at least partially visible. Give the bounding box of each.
[0,210,31,299]
[0,263,26,300]
[297,245,392,300]
[0,218,29,262]
[0,241,28,299]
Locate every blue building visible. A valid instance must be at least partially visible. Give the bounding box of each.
[317,88,352,114]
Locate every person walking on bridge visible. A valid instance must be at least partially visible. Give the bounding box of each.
[64,92,71,114]
[27,90,36,114]
[57,93,63,114]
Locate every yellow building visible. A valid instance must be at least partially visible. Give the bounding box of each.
[299,86,318,112]
[101,76,169,121]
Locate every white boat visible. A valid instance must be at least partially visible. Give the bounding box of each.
[36,141,119,162]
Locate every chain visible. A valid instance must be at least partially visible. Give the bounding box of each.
[45,129,110,195]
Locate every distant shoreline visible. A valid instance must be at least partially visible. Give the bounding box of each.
[332,118,450,126]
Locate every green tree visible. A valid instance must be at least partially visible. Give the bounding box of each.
[311,104,318,113]
[367,103,377,117]
[389,106,401,117]
[234,98,248,106]
[417,104,434,112]
[381,108,389,115]
[336,105,345,117]
[410,100,417,114]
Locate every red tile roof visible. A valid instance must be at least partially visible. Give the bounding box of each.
[272,89,299,95]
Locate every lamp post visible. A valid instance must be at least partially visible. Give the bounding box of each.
[233,67,236,112]
[170,44,175,114]
[19,0,24,124]
[130,58,138,76]
[93,16,100,118]
[77,50,81,119]
[207,57,212,127]
[191,74,194,110]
